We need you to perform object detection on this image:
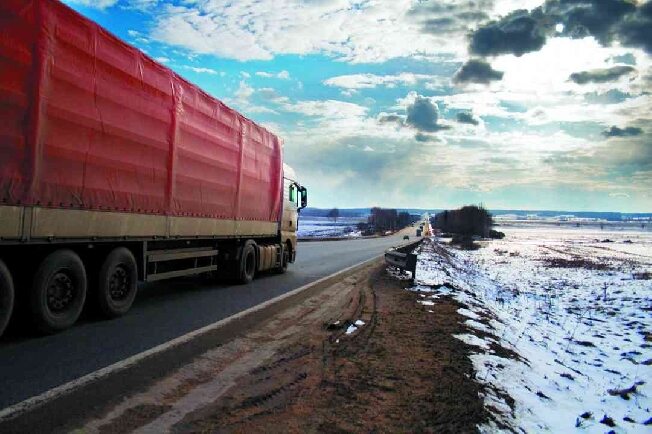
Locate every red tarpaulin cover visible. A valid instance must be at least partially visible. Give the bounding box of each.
[0,0,283,223]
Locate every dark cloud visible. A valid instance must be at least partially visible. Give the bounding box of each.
[602,125,643,137]
[468,1,652,57]
[410,0,492,36]
[423,17,457,31]
[551,0,636,45]
[409,0,493,16]
[415,132,439,142]
[457,11,490,22]
[569,65,636,84]
[378,114,405,125]
[453,59,504,84]
[456,111,480,125]
[422,10,491,33]
[406,96,448,132]
[617,1,652,53]
[470,9,547,57]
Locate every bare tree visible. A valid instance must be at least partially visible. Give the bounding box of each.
[327,207,340,223]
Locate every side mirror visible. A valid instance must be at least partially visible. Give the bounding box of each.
[299,187,308,209]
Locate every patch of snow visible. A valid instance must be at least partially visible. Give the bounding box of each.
[409,229,652,433]
[407,284,436,293]
[345,325,358,335]
[354,320,365,327]
[458,308,481,320]
[454,334,491,350]
[466,319,492,333]
[298,217,365,238]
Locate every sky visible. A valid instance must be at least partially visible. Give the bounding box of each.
[63,0,651,212]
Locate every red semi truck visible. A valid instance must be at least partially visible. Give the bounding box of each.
[0,0,307,336]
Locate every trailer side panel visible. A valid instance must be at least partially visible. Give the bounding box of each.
[0,0,283,239]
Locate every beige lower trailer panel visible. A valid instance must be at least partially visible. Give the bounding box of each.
[0,206,278,240]
[0,206,22,238]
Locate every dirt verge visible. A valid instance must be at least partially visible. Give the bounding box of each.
[78,264,488,433]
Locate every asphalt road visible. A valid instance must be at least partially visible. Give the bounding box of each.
[0,230,415,410]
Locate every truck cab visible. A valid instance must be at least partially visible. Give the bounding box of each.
[281,164,307,263]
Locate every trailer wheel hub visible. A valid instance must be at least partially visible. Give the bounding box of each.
[47,272,75,313]
[109,266,130,301]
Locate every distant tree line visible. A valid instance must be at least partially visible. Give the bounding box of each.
[357,208,419,235]
[431,205,495,238]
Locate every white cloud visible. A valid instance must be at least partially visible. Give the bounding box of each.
[324,73,441,90]
[66,0,648,210]
[255,70,291,79]
[257,88,290,105]
[125,0,158,11]
[436,37,652,129]
[223,81,279,115]
[234,80,254,101]
[183,66,223,76]
[284,100,368,120]
[280,86,647,199]
[148,0,477,63]
[64,0,118,9]
[155,56,170,63]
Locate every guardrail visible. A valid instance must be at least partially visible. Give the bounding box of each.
[384,239,422,276]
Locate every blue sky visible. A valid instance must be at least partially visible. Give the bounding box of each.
[63,0,651,212]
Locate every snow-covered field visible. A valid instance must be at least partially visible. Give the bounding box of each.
[297,216,365,238]
[411,227,651,433]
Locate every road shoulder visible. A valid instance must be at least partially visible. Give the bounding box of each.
[75,263,487,433]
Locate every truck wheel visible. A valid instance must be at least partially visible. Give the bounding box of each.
[30,250,87,334]
[275,246,289,274]
[97,247,138,318]
[237,241,256,284]
[0,259,15,337]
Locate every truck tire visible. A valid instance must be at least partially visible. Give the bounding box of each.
[237,241,256,284]
[275,245,289,274]
[30,250,87,334]
[97,247,138,319]
[0,259,15,338]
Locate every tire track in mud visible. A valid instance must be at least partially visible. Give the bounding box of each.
[173,266,490,434]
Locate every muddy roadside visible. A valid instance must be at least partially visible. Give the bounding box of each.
[74,262,488,434]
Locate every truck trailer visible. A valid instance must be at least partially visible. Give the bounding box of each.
[0,0,307,336]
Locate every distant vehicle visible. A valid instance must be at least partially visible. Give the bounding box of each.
[403,235,410,240]
[0,0,308,336]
